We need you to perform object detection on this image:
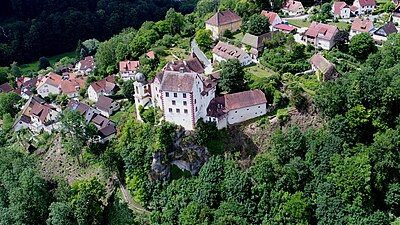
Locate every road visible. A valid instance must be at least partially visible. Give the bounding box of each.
[191,39,211,66]
[113,175,150,215]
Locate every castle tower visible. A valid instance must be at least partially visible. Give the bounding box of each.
[133,73,151,121]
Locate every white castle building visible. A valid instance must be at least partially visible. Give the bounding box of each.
[134,66,217,130]
[134,58,267,130]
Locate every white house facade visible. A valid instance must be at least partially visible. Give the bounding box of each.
[212,41,252,66]
[206,90,267,129]
[353,0,376,14]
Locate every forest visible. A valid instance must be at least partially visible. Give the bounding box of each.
[0,0,197,66]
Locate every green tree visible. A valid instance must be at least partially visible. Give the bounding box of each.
[47,202,77,225]
[81,39,100,58]
[122,80,135,101]
[195,29,213,52]
[179,202,212,225]
[70,177,105,225]
[245,14,270,36]
[383,1,395,12]
[349,33,377,60]
[219,59,245,93]
[165,8,185,35]
[39,56,50,70]
[0,92,20,118]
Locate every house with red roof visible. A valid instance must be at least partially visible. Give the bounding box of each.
[206,90,267,129]
[212,41,252,66]
[0,83,13,93]
[273,24,297,33]
[353,0,376,14]
[119,60,140,81]
[87,75,119,102]
[332,2,350,19]
[59,76,86,98]
[206,9,242,39]
[261,10,282,31]
[282,0,305,16]
[36,72,62,98]
[303,22,339,50]
[309,52,340,82]
[76,56,96,74]
[350,18,374,38]
[13,96,61,133]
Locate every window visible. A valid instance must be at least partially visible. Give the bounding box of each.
[176,108,180,113]
[194,99,197,104]
[235,111,237,113]
[196,107,198,112]
[166,92,169,97]
[172,100,176,105]
[258,106,261,108]
[169,108,172,112]
[183,101,187,106]
[174,93,177,97]
[183,93,187,98]
[247,108,249,111]
[184,109,188,114]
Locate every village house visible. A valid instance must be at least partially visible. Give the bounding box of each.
[260,10,282,31]
[350,18,374,38]
[95,95,120,118]
[241,31,278,59]
[332,2,350,19]
[304,22,339,50]
[0,83,13,93]
[13,96,61,133]
[282,0,305,16]
[206,9,242,39]
[87,75,119,102]
[76,56,95,74]
[212,41,252,66]
[373,22,398,45]
[119,60,140,81]
[68,99,116,143]
[36,72,62,97]
[273,24,297,33]
[352,0,376,15]
[309,52,340,82]
[392,4,400,25]
[59,75,86,98]
[206,90,267,129]
[146,51,155,59]
[15,77,37,99]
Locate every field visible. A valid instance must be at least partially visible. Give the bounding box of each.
[328,21,351,30]
[287,20,312,28]
[19,51,75,73]
[245,64,276,78]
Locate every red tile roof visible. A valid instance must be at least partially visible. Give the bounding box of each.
[146,51,155,59]
[207,90,267,117]
[206,9,242,26]
[260,10,278,25]
[283,0,304,12]
[333,2,348,15]
[357,0,376,7]
[77,56,95,71]
[90,75,117,94]
[305,22,338,41]
[0,83,13,93]
[60,77,86,94]
[119,60,140,72]
[351,18,373,33]
[274,24,296,32]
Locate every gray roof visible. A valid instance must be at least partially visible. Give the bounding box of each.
[241,31,278,49]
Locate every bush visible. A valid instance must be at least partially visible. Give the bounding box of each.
[277,108,290,124]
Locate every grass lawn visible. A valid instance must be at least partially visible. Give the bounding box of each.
[165,47,190,61]
[20,51,76,73]
[233,32,244,41]
[328,21,350,30]
[245,64,276,78]
[287,20,312,28]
